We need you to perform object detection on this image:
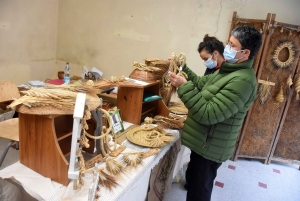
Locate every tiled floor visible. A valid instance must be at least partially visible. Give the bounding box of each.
[165,158,300,201]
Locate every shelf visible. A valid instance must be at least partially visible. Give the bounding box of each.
[64,152,71,157]
[54,115,73,139]
[117,81,169,124]
[57,132,72,141]
[59,136,72,156]
[142,106,156,116]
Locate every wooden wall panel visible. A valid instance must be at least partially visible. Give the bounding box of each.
[236,23,300,163]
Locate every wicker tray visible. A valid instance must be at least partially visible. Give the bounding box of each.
[126,125,173,148]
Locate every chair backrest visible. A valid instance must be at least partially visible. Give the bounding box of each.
[0,80,20,103]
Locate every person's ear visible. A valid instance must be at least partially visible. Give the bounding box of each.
[243,49,251,58]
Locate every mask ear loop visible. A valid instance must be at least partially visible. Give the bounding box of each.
[212,52,218,62]
[235,49,246,61]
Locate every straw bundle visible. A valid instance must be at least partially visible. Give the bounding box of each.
[105,158,125,175]
[122,152,143,167]
[7,86,100,112]
[93,76,128,89]
[145,114,186,129]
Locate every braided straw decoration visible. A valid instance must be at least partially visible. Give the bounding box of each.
[163,53,188,106]
[83,108,117,157]
[145,114,186,129]
[126,125,174,147]
[272,41,295,68]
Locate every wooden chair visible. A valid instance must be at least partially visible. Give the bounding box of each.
[0,80,20,167]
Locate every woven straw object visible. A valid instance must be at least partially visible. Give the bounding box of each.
[129,69,158,82]
[126,125,173,148]
[8,86,101,115]
[145,114,186,129]
[144,58,169,72]
[168,101,188,115]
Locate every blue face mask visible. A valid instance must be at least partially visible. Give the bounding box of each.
[204,57,217,69]
[224,44,244,63]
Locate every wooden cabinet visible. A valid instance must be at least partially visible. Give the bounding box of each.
[117,81,169,125]
[19,113,96,185]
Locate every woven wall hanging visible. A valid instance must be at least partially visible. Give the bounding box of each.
[267,33,300,70]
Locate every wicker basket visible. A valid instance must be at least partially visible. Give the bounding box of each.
[145,58,169,72]
[129,69,159,82]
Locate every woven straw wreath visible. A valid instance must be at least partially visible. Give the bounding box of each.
[126,125,173,148]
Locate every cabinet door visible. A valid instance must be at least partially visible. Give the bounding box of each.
[235,24,300,163]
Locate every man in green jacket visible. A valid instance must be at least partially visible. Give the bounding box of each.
[168,26,262,201]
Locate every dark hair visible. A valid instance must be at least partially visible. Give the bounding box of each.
[197,34,224,56]
[231,26,262,59]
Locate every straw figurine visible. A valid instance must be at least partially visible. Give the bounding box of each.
[286,75,293,95]
[122,152,143,167]
[275,85,284,108]
[105,157,125,175]
[294,75,300,100]
[258,79,275,105]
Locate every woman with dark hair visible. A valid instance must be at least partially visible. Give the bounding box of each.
[169,26,262,201]
[197,34,225,75]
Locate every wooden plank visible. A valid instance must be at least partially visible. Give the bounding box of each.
[0,80,20,103]
[19,113,69,185]
[0,118,19,141]
[117,86,143,124]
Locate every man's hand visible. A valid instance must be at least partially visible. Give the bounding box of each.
[169,72,187,88]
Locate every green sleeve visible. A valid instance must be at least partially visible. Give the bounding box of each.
[182,64,213,90]
[177,77,255,125]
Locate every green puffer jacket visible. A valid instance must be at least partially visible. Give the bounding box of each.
[177,59,257,163]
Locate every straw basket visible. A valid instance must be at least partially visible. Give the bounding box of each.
[129,69,159,82]
[145,58,169,72]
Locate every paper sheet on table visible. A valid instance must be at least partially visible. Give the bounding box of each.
[0,162,64,201]
[28,80,45,87]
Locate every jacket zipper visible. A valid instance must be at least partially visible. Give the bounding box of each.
[202,124,215,148]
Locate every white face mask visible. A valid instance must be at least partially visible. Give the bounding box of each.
[204,55,217,69]
[224,44,244,63]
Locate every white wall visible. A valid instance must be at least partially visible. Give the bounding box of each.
[56,0,300,79]
[0,0,299,85]
[0,0,58,85]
